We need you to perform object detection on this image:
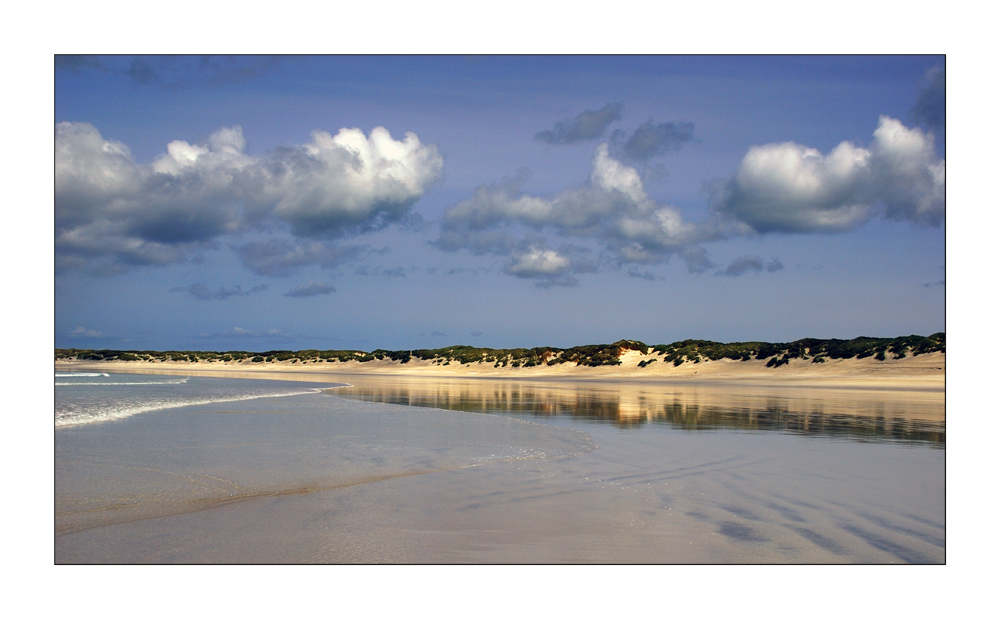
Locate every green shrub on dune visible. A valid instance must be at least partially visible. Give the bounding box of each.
[53,333,944,369]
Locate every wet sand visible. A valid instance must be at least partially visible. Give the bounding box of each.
[55,374,944,563]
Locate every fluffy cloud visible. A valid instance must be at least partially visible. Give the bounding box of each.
[712,141,871,233]
[438,115,940,286]
[435,143,716,282]
[283,282,336,297]
[534,103,623,144]
[57,123,249,252]
[505,243,597,288]
[439,146,697,246]
[248,127,444,237]
[612,120,695,162]
[868,117,945,225]
[503,248,575,285]
[506,247,571,274]
[712,116,944,232]
[56,122,442,273]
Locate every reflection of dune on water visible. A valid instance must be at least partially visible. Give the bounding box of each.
[332,377,944,447]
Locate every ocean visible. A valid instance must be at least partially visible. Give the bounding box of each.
[55,372,330,427]
[54,370,945,563]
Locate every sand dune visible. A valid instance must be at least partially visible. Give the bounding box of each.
[56,350,944,390]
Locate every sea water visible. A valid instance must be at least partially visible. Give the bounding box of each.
[55,372,329,427]
[54,371,944,563]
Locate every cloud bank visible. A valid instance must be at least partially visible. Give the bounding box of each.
[57,102,942,288]
[433,142,718,284]
[436,112,942,286]
[56,122,443,273]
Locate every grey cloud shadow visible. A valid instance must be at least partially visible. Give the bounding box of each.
[911,65,944,138]
[284,282,336,297]
[170,283,268,301]
[534,103,623,144]
[57,55,284,89]
[610,120,696,162]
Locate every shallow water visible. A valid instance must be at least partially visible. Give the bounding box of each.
[54,372,944,563]
[55,372,328,426]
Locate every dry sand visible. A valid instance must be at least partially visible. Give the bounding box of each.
[56,350,944,391]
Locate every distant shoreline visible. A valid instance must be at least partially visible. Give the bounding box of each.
[56,350,945,391]
[55,334,945,391]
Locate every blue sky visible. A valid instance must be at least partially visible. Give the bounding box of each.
[54,55,945,351]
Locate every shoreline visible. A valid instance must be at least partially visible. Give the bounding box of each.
[56,350,945,392]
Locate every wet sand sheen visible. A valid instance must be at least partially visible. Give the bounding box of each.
[59,468,457,537]
[55,375,943,563]
[56,393,595,541]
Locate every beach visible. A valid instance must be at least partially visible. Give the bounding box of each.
[47,50,954,607]
[55,367,944,563]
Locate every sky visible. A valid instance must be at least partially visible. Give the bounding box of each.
[54,55,945,352]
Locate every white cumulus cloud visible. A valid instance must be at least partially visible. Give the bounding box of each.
[502,247,583,288]
[55,122,443,273]
[712,116,944,233]
[435,143,714,280]
[253,127,444,237]
[504,248,571,276]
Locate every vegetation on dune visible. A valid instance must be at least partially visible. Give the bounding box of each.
[649,333,944,367]
[54,333,944,369]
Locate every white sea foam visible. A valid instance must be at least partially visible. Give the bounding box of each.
[55,379,190,386]
[54,372,335,428]
[55,387,323,427]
